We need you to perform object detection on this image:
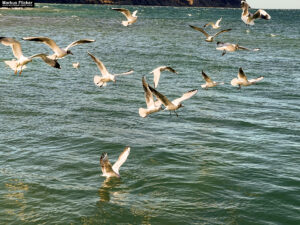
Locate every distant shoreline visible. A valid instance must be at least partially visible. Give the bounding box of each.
[34,0,241,8]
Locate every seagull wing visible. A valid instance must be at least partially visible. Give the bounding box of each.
[253,9,271,20]
[148,85,174,107]
[0,37,23,59]
[202,70,213,83]
[132,10,138,17]
[22,36,61,54]
[142,76,155,108]
[113,70,134,76]
[238,68,248,81]
[30,53,61,69]
[172,89,198,106]
[100,153,114,175]
[112,146,130,175]
[189,25,210,38]
[237,45,251,51]
[214,29,232,37]
[162,66,178,74]
[112,8,132,19]
[151,68,161,88]
[215,17,222,26]
[248,76,264,84]
[65,39,95,51]
[87,52,110,77]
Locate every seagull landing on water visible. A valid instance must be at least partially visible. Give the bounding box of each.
[148,86,198,117]
[22,36,95,60]
[241,0,271,26]
[150,66,178,88]
[100,147,130,178]
[201,70,224,89]
[87,52,134,87]
[139,76,162,118]
[189,25,231,42]
[204,17,222,29]
[231,68,264,89]
[112,8,138,26]
[216,42,260,56]
[0,37,60,75]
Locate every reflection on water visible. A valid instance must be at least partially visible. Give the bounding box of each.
[98,177,122,203]
[4,179,29,222]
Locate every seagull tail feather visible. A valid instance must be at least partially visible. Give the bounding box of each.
[139,108,148,118]
[122,21,129,26]
[4,60,25,71]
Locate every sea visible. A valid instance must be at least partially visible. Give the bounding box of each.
[0,4,299,225]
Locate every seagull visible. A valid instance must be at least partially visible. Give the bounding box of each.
[201,70,224,89]
[189,25,231,42]
[112,8,138,26]
[150,66,178,88]
[148,86,198,117]
[231,68,264,89]
[22,36,95,59]
[87,52,133,87]
[204,17,222,29]
[139,76,162,118]
[216,42,260,56]
[72,62,80,69]
[0,37,60,75]
[241,0,271,26]
[100,146,130,178]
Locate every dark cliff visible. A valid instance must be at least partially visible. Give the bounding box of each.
[35,0,241,7]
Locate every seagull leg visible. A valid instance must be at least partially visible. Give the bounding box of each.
[238,85,241,90]
[19,67,23,76]
[222,50,226,56]
[175,111,179,117]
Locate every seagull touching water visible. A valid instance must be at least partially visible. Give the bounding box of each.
[100,146,131,178]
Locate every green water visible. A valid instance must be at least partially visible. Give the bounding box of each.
[0,4,299,225]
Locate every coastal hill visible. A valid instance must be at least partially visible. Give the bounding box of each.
[35,0,241,7]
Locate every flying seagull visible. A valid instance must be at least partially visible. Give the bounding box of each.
[204,17,222,29]
[0,37,60,75]
[150,66,178,88]
[241,0,271,26]
[201,70,224,89]
[88,52,133,87]
[100,146,130,178]
[216,42,260,56]
[22,36,95,59]
[72,62,80,69]
[189,25,231,42]
[231,67,264,89]
[112,8,138,26]
[148,86,198,117]
[139,76,162,118]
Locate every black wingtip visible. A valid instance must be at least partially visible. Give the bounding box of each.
[54,61,61,69]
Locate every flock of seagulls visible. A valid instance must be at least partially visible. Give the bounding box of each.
[0,0,271,179]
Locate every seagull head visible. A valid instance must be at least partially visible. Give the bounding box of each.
[67,50,73,55]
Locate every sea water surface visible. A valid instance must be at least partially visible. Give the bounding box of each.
[0,4,299,225]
